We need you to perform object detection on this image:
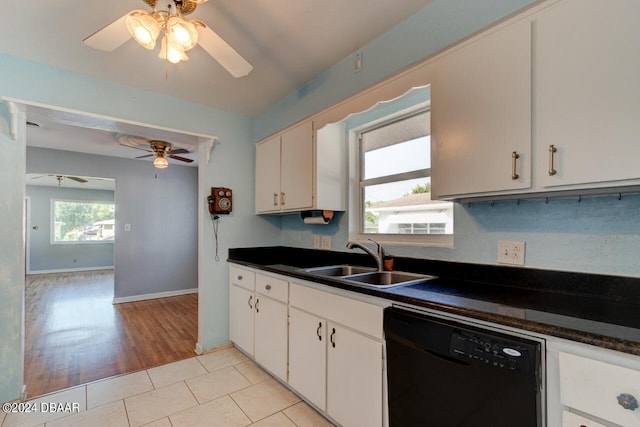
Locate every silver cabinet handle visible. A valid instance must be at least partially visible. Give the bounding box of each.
[317,322,322,341]
[511,151,520,180]
[265,284,271,291]
[617,393,638,411]
[247,295,253,309]
[548,145,558,176]
[330,327,336,348]
[273,193,278,206]
[281,192,286,206]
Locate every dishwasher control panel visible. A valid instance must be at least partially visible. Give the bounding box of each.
[449,331,533,373]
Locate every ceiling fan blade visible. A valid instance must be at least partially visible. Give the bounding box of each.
[168,154,194,163]
[67,176,89,183]
[197,25,253,78]
[83,13,131,52]
[136,154,154,159]
[168,148,190,155]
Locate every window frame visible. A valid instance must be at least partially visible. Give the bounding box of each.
[50,198,116,245]
[348,101,454,247]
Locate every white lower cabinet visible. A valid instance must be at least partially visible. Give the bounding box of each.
[562,411,606,427]
[228,266,289,382]
[288,282,386,427]
[254,291,288,381]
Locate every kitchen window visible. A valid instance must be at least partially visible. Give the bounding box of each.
[353,102,454,245]
[52,199,115,243]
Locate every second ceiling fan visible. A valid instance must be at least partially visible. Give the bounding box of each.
[83,0,252,77]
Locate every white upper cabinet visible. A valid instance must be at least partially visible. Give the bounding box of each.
[255,120,345,214]
[255,121,313,213]
[535,0,640,190]
[431,19,532,199]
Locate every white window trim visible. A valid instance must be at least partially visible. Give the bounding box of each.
[347,102,453,248]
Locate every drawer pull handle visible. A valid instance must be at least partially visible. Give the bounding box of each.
[265,284,271,291]
[330,327,336,348]
[511,151,520,180]
[237,275,243,280]
[548,144,558,176]
[317,322,322,341]
[617,393,638,411]
[247,295,253,309]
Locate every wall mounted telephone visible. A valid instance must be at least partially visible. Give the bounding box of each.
[208,187,233,215]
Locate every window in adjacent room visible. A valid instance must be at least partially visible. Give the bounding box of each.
[354,99,453,245]
[52,199,115,243]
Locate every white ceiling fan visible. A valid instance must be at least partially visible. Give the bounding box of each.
[83,0,253,77]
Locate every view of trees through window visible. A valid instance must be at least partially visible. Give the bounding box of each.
[53,200,115,242]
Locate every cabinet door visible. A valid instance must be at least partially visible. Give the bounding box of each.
[536,0,640,189]
[255,135,281,213]
[229,284,254,355]
[280,121,313,211]
[254,296,288,381]
[288,307,327,410]
[562,411,606,427]
[431,20,531,199]
[326,323,383,427]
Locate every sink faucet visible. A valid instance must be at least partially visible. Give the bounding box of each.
[346,238,386,271]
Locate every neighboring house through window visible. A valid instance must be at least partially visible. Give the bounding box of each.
[348,85,454,245]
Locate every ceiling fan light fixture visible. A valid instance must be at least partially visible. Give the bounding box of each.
[159,36,189,63]
[126,11,162,49]
[166,16,199,51]
[153,155,169,168]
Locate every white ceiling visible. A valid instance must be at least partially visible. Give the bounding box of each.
[1,0,433,117]
[3,0,432,167]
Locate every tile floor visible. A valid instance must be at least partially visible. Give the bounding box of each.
[2,347,335,427]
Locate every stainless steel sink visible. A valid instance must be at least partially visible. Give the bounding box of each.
[299,265,436,289]
[301,265,376,277]
[342,271,437,288]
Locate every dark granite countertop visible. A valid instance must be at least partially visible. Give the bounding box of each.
[228,246,640,356]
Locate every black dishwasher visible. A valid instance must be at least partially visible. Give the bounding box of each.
[384,306,543,427]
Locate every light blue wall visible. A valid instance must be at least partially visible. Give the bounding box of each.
[0,105,26,405]
[26,185,115,272]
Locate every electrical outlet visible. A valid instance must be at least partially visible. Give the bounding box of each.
[321,236,331,250]
[313,235,320,249]
[497,240,525,265]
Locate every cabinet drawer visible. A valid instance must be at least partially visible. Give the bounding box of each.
[559,352,640,426]
[290,283,384,339]
[230,265,255,291]
[256,274,288,303]
[562,411,606,427]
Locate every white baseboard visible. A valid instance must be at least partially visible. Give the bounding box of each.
[27,266,115,275]
[112,288,198,304]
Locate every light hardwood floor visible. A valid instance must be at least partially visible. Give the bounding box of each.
[24,270,198,398]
